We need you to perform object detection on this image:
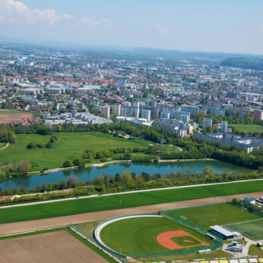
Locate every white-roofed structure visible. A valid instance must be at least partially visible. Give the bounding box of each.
[210,225,240,239]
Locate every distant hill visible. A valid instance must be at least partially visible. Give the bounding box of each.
[221,57,263,70]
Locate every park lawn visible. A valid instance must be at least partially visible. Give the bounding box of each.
[170,236,201,246]
[248,244,263,256]
[166,203,261,229]
[1,131,165,171]
[100,217,207,255]
[229,124,263,134]
[0,180,263,224]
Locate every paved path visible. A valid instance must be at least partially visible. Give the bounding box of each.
[2,178,263,209]
[1,192,263,236]
[0,142,9,150]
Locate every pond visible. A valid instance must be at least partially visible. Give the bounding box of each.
[0,161,252,191]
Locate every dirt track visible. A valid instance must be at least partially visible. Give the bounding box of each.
[0,230,108,263]
[0,191,263,235]
[0,111,33,124]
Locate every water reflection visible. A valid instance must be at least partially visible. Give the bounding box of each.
[0,161,252,191]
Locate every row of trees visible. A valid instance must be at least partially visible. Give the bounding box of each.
[0,126,17,143]
[0,169,262,205]
[0,160,31,178]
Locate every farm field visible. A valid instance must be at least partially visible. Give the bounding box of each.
[166,203,260,229]
[0,180,263,224]
[0,229,111,263]
[1,131,178,171]
[0,111,33,124]
[100,217,208,255]
[229,124,263,134]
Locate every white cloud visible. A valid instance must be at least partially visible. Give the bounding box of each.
[0,15,5,23]
[0,0,59,25]
[258,23,263,31]
[102,19,114,30]
[154,25,168,35]
[62,14,71,21]
[74,16,100,29]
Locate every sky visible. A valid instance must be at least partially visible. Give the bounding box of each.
[0,0,263,55]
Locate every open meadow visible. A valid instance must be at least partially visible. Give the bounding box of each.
[166,203,260,229]
[1,131,178,171]
[229,124,263,134]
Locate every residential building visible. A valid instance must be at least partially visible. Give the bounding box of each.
[112,104,121,115]
[254,110,263,120]
[203,118,212,128]
[100,106,110,119]
[141,109,151,122]
[181,105,199,115]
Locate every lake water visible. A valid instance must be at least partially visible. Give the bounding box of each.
[0,161,252,191]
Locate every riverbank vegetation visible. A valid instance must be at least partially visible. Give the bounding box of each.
[0,168,262,205]
[0,180,263,224]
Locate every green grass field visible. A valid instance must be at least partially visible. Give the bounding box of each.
[229,124,263,134]
[0,110,28,114]
[248,244,263,256]
[1,132,176,171]
[0,180,263,224]
[226,218,263,240]
[100,217,207,255]
[170,236,201,246]
[166,203,260,229]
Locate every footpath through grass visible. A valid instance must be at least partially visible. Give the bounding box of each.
[0,180,263,224]
[167,203,261,229]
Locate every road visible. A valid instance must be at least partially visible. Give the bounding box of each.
[0,191,263,236]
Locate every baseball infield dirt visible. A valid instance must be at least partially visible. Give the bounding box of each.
[0,230,108,263]
[0,111,33,124]
[0,191,262,235]
[157,231,205,249]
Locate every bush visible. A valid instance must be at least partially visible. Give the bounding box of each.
[37,143,45,148]
[63,160,72,168]
[45,142,52,148]
[27,142,37,149]
[50,136,58,143]
[9,134,17,143]
[101,157,107,162]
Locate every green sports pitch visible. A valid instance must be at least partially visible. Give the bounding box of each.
[165,203,261,229]
[226,219,263,240]
[99,217,209,255]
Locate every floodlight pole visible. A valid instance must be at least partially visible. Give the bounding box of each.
[215,209,217,225]
[152,237,155,253]
[119,201,122,216]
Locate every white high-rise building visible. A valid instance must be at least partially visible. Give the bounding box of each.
[141,109,151,122]
[203,118,212,128]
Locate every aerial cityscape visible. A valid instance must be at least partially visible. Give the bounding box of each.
[1,1,263,263]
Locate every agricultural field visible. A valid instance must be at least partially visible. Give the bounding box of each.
[229,124,263,134]
[166,203,260,229]
[0,111,33,124]
[0,180,263,224]
[1,131,178,171]
[0,228,114,263]
[100,217,209,255]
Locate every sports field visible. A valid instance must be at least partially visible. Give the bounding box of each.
[229,124,263,134]
[166,203,261,229]
[100,217,209,255]
[1,131,177,171]
[226,218,263,240]
[0,181,263,225]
